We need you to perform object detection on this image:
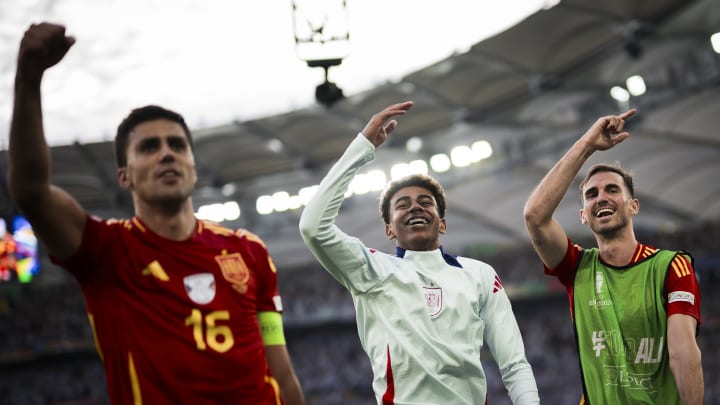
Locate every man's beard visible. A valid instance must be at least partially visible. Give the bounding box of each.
[589,214,629,239]
[145,187,192,213]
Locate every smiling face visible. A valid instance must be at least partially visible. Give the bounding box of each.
[117,118,197,209]
[579,171,639,237]
[385,185,446,251]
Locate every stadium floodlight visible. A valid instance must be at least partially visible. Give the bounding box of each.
[626,75,646,96]
[430,154,451,173]
[292,0,350,107]
[406,137,423,153]
[272,191,291,212]
[471,140,492,162]
[610,86,630,102]
[366,170,387,191]
[256,195,274,215]
[450,145,472,167]
[711,32,720,54]
[408,160,429,175]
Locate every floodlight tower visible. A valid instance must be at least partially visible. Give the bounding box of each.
[292,0,350,107]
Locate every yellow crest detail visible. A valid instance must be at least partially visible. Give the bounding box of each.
[216,252,250,289]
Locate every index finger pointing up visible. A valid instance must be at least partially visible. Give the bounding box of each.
[620,108,637,121]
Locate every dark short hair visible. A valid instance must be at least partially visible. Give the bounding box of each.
[579,162,635,199]
[114,105,193,167]
[379,174,447,224]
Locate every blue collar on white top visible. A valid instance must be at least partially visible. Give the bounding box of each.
[395,246,463,268]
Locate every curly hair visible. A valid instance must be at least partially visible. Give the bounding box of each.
[378,173,447,224]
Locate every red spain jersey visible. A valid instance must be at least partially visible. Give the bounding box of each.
[546,238,701,324]
[52,215,284,404]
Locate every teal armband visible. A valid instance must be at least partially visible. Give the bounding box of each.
[258,311,286,346]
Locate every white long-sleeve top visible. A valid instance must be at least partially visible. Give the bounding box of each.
[299,134,539,405]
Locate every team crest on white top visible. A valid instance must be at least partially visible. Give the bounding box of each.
[423,286,443,317]
[184,273,216,304]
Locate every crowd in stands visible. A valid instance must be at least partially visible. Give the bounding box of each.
[1,354,106,405]
[0,220,717,404]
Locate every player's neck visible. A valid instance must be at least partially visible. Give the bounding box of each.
[134,202,197,241]
[595,231,638,267]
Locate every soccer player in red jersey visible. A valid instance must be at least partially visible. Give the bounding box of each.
[9,22,305,405]
[523,109,703,404]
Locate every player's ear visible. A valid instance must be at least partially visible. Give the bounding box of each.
[117,167,132,190]
[439,218,447,234]
[579,208,588,224]
[385,224,395,240]
[630,198,639,215]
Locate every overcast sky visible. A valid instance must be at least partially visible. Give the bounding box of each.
[0,0,556,147]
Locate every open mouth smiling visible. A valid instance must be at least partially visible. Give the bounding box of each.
[595,208,614,218]
[406,217,429,226]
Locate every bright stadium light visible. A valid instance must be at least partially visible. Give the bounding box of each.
[626,75,646,96]
[222,201,241,221]
[350,173,371,195]
[711,32,720,54]
[610,86,630,102]
[195,201,240,222]
[197,203,225,223]
[391,163,412,180]
[450,145,472,167]
[406,137,423,153]
[471,140,492,161]
[256,195,274,215]
[408,159,429,175]
[430,153,451,173]
[288,195,303,210]
[272,191,291,212]
[366,169,388,191]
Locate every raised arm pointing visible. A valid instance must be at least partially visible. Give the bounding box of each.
[523,109,636,270]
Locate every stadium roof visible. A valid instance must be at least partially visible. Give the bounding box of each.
[1,0,719,268]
